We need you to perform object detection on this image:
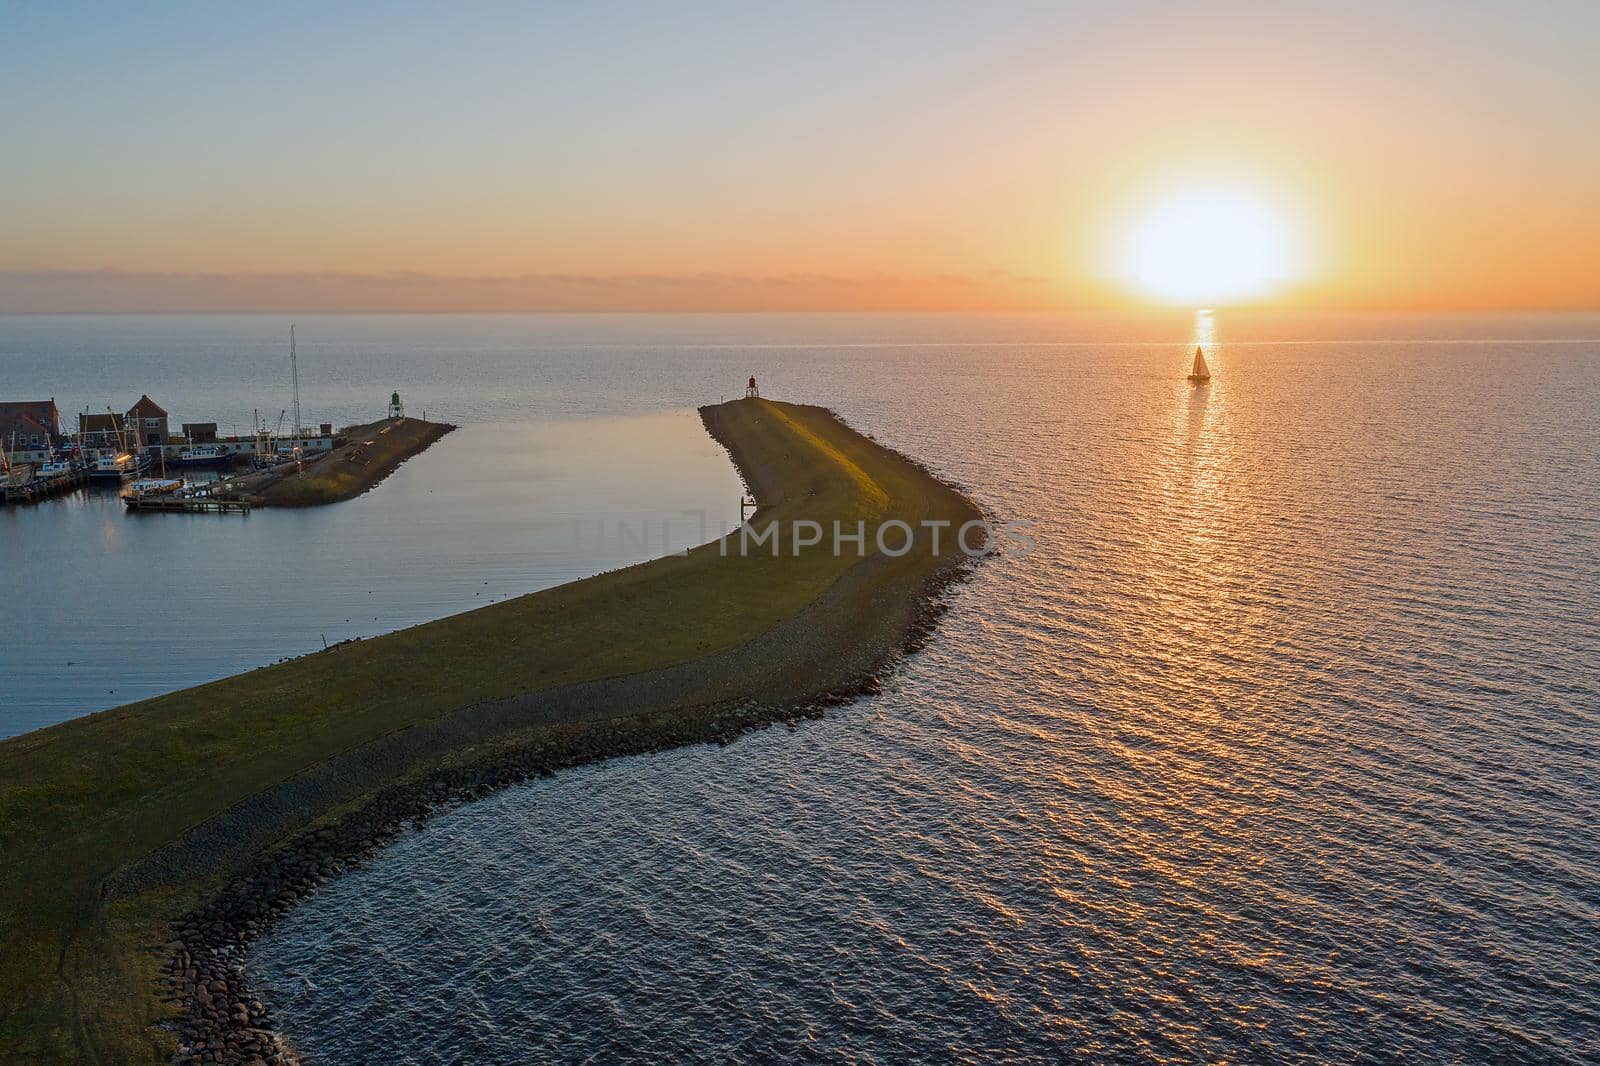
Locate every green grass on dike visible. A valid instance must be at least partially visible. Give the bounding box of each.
[0,399,978,1062]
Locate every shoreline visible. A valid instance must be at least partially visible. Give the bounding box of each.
[166,549,971,1065]
[0,399,983,1063]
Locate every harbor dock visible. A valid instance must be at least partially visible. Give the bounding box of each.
[123,493,252,515]
[0,465,89,505]
[209,416,455,507]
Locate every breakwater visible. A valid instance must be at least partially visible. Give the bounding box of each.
[0,399,981,1063]
[211,417,455,508]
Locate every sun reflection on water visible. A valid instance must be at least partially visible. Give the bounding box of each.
[248,315,1600,1063]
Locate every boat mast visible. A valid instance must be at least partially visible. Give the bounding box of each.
[290,324,303,456]
[109,405,128,461]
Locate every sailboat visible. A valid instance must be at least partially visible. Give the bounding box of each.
[1187,345,1211,385]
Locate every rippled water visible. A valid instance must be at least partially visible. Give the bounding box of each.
[33,311,1600,1061]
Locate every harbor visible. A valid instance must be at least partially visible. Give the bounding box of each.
[0,405,745,739]
[2,397,439,513]
[3,353,449,512]
[2,324,457,512]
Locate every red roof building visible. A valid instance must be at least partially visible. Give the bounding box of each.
[77,397,172,449]
[0,399,63,450]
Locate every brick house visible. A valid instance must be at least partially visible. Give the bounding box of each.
[78,411,133,451]
[78,396,171,453]
[127,395,170,447]
[0,399,64,452]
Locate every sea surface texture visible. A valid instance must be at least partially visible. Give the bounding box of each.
[5,312,1598,1061]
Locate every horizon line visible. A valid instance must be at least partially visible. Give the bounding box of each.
[2,269,1596,315]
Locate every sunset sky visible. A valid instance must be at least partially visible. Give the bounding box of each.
[2,1,1596,312]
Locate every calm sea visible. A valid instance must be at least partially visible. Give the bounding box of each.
[5,312,1599,1061]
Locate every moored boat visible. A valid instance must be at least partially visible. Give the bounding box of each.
[173,444,233,468]
[122,477,183,499]
[91,452,152,480]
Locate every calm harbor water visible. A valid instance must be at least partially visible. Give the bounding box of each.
[5,312,1599,1060]
[0,413,744,738]
[1,313,784,736]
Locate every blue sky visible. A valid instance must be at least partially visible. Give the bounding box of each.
[2,1,1596,309]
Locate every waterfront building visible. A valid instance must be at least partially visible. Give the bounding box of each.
[127,395,171,447]
[0,399,64,453]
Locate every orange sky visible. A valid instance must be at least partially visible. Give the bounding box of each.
[2,3,1596,311]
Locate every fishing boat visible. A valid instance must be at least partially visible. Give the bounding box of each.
[173,444,233,468]
[1187,345,1212,385]
[1,440,87,504]
[91,451,151,480]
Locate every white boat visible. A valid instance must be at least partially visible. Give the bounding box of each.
[35,460,76,479]
[123,477,183,498]
[1187,345,1212,385]
[173,444,233,468]
[91,452,149,480]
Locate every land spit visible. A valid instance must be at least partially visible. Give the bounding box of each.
[213,416,455,508]
[0,399,984,1063]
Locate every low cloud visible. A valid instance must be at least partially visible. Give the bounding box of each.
[0,269,1071,313]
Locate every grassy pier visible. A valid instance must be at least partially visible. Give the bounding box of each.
[215,417,454,508]
[0,399,980,1063]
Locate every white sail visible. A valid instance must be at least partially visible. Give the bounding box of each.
[1189,346,1210,381]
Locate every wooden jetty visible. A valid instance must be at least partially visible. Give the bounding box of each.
[123,493,252,514]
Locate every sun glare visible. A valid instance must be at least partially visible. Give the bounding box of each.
[1110,183,1306,306]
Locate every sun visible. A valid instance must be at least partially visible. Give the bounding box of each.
[1109,182,1307,306]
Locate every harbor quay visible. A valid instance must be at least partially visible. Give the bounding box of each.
[1,395,335,468]
[1,391,442,510]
